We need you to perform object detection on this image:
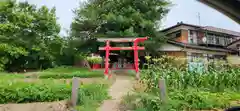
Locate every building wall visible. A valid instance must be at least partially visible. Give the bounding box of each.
[227,40,240,49]
[184,48,228,56]
[175,30,188,43]
[164,25,198,34]
[166,51,186,57]
[158,43,183,51]
[159,43,228,56]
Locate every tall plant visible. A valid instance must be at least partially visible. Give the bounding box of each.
[121,56,240,111]
[141,56,240,92]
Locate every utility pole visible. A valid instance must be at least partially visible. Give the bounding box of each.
[197,12,201,25]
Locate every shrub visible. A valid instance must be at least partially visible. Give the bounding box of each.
[86,56,102,64]
[25,67,104,79]
[74,53,87,61]
[37,71,104,79]
[150,55,187,70]
[0,73,25,79]
[42,66,89,73]
[0,80,71,103]
[0,79,109,106]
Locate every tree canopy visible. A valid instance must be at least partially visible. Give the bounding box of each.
[0,0,65,71]
[0,0,172,72]
[70,0,171,54]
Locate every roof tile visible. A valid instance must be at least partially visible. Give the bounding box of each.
[201,26,240,36]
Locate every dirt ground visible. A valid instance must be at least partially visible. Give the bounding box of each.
[0,101,69,111]
[98,76,134,111]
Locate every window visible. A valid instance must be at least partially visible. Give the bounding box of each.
[227,38,232,45]
[188,30,194,44]
[190,38,194,43]
[207,36,214,44]
[224,37,228,45]
[219,37,225,46]
[190,30,194,35]
[189,35,194,44]
[215,37,220,44]
[176,31,181,37]
[237,44,240,56]
[230,38,233,43]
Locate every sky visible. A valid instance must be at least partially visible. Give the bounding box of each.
[19,0,240,36]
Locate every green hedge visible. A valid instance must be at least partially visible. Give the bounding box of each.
[0,73,25,79]
[0,80,108,105]
[22,67,105,79]
[0,80,70,103]
[37,71,104,79]
[42,66,90,73]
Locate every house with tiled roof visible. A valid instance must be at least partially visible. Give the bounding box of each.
[159,22,240,62]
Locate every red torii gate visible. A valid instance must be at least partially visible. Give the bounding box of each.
[97,37,148,79]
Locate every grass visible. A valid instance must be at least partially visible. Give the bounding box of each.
[42,66,90,73]
[26,66,104,79]
[0,66,104,79]
[77,83,110,111]
[0,73,25,79]
[36,71,103,79]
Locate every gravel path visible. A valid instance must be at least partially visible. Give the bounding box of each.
[98,76,133,111]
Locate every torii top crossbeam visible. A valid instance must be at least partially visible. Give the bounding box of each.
[97,37,148,42]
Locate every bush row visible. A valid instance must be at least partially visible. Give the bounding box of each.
[22,67,104,79]
[36,71,104,79]
[1,67,104,79]
[0,79,108,105]
[42,66,90,73]
[0,73,25,79]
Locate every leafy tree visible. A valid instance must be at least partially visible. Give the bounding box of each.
[70,0,171,54]
[0,0,64,71]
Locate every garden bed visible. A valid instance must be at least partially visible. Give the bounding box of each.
[0,79,109,111]
[0,67,111,111]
